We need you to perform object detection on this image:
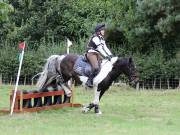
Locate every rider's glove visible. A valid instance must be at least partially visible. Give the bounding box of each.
[109,55,113,58]
[105,56,111,61]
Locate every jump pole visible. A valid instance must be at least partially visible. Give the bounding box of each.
[10,42,26,115]
[66,38,74,105]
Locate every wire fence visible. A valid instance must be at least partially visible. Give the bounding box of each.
[138,78,180,90]
[0,73,179,90]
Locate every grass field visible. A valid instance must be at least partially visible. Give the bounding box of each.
[0,85,180,135]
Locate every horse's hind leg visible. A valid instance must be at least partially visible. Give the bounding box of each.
[82,103,95,113]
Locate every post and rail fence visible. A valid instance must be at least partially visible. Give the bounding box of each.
[0,73,179,90]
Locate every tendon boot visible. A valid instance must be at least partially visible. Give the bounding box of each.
[33,90,42,107]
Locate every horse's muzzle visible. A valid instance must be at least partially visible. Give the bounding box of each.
[129,76,139,88]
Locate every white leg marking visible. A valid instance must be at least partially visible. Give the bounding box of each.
[93,86,100,105]
[96,111,102,115]
[61,84,72,97]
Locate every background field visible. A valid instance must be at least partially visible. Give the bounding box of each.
[0,85,180,135]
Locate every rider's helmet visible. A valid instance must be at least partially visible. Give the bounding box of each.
[95,24,105,33]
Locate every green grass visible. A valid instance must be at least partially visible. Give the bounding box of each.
[0,85,180,135]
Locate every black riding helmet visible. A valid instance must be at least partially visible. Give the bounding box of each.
[95,24,105,32]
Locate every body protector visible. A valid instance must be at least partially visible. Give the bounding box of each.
[86,35,112,59]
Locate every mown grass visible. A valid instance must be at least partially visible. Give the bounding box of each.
[0,85,180,135]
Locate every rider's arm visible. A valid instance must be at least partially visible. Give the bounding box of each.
[92,37,112,58]
[103,44,112,56]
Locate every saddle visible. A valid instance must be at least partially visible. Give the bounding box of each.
[74,55,119,86]
[73,55,98,77]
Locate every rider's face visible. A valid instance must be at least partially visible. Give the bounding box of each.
[100,29,105,36]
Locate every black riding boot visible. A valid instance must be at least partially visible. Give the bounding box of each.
[85,78,93,88]
[85,73,95,88]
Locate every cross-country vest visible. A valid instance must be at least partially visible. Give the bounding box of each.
[86,34,100,52]
[86,34,112,58]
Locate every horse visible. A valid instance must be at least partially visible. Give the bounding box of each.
[36,54,139,114]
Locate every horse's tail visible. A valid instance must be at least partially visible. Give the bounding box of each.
[36,55,61,89]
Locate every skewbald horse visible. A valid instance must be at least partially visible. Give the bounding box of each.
[36,54,139,114]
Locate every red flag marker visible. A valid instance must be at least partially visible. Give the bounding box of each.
[19,42,26,49]
[10,41,26,115]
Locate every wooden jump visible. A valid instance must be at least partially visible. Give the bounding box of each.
[0,89,81,114]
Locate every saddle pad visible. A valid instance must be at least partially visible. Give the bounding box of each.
[93,57,118,86]
[73,56,92,77]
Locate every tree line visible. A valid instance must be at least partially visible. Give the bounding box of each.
[0,0,179,80]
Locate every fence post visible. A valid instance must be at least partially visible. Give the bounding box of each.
[0,74,2,86]
[31,79,34,86]
[167,79,170,89]
[136,82,139,90]
[160,78,162,90]
[24,75,26,85]
[178,78,180,90]
[10,76,12,85]
[153,78,156,90]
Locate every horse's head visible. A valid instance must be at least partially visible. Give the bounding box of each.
[116,57,139,87]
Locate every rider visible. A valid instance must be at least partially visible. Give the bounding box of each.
[85,24,113,88]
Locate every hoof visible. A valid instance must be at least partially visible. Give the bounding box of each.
[94,104,102,114]
[82,106,90,113]
[96,110,102,115]
[82,103,95,113]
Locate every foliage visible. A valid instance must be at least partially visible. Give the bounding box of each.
[0,0,179,79]
[0,1,13,22]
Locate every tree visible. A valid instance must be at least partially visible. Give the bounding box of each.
[0,1,13,22]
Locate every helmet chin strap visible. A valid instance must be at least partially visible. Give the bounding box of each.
[96,31,104,37]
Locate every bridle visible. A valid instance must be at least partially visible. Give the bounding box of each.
[128,64,139,86]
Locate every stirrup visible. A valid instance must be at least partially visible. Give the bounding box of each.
[85,80,93,88]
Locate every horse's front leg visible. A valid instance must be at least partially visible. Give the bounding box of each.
[92,86,102,114]
[82,86,102,114]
